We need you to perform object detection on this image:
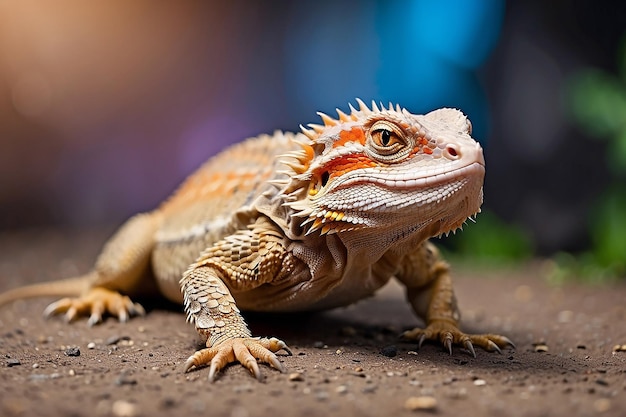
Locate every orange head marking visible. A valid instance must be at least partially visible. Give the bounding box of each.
[333,126,366,149]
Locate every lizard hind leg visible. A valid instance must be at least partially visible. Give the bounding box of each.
[41,212,160,325]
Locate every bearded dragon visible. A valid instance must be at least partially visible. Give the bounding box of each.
[0,100,513,381]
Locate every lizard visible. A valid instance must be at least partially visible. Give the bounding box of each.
[0,100,513,382]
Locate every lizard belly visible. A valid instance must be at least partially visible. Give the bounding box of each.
[233,264,392,313]
[299,276,391,311]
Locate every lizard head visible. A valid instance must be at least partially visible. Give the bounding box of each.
[281,100,485,249]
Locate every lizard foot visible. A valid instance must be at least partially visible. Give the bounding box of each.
[43,287,145,326]
[183,337,292,382]
[401,319,514,357]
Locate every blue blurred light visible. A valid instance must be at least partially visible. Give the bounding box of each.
[283,0,504,140]
[408,0,505,69]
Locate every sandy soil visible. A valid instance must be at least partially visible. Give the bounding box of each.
[0,230,625,417]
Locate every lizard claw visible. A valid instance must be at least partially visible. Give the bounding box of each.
[443,333,453,355]
[43,287,144,325]
[402,320,514,356]
[463,339,477,358]
[417,333,427,350]
[184,337,291,382]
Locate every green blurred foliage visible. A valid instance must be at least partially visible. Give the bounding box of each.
[443,210,533,266]
[562,36,626,281]
[448,37,626,282]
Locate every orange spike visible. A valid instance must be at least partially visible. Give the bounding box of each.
[347,103,360,120]
[282,160,306,174]
[317,112,338,127]
[299,124,317,140]
[311,218,324,230]
[297,142,315,169]
[336,108,350,122]
[308,123,325,134]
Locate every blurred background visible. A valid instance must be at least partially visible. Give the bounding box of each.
[0,0,625,279]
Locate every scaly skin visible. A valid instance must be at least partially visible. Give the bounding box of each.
[0,100,513,382]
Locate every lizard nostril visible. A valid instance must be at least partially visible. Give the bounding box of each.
[444,144,460,160]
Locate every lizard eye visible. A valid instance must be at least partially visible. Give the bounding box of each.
[367,120,408,160]
[379,129,392,146]
[371,128,401,149]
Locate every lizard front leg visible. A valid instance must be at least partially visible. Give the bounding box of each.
[397,241,514,356]
[180,217,292,382]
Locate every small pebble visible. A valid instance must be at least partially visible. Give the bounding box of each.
[64,347,80,357]
[312,341,326,349]
[87,342,96,349]
[115,372,138,386]
[335,385,348,394]
[448,387,468,399]
[534,344,549,353]
[288,372,304,382]
[6,358,21,367]
[362,385,377,394]
[473,379,486,386]
[557,310,574,323]
[513,285,533,302]
[593,398,611,413]
[380,345,398,358]
[106,335,131,346]
[28,372,61,381]
[112,400,138,417]
[612,344,626,353]
[160,398,176,409]
[314,390,329,401]
[233,384,254,393]
[404,396,437,411]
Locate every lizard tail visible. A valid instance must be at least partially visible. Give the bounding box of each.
[0,274,93,307]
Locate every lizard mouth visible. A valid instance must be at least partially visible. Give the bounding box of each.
[300,161,484,236]
[330,161,485,193]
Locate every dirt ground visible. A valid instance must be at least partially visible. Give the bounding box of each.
[0,229,625,417]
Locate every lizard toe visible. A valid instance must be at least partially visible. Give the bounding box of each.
[42,288,144,325]
[403,320,514,356]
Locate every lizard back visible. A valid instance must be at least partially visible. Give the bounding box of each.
[151,132,298,301]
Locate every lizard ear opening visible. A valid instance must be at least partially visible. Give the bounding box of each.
[308,170,330,196]
[320,171,330,187]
